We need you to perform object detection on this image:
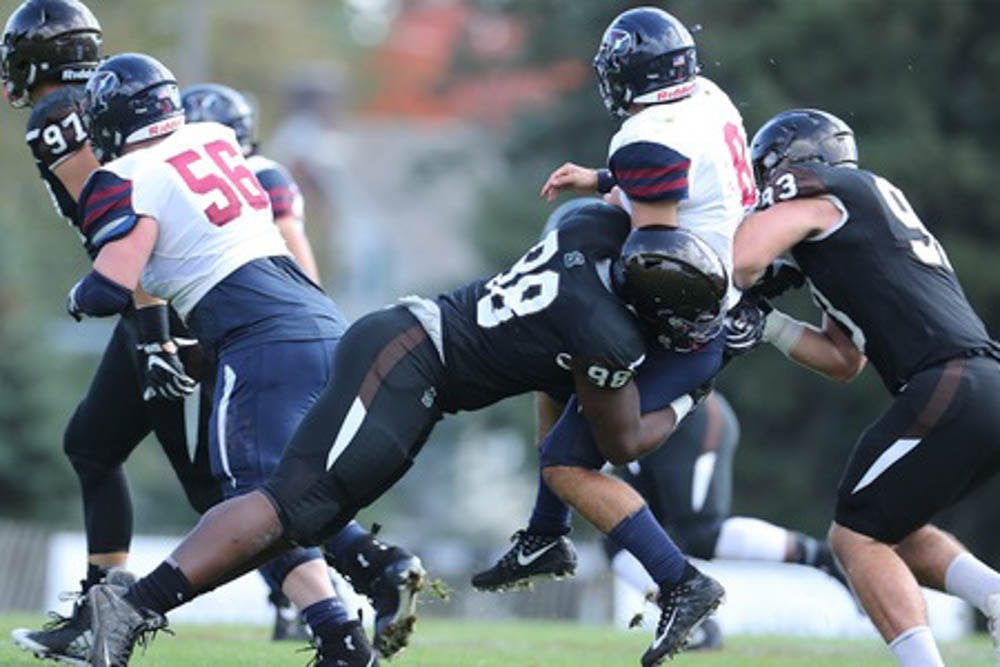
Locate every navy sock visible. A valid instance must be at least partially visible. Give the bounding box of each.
[323,520,369,565]
[526,473,572,536]
[301,598,350,642]
[608,506,688,587]
[124,561,193,616]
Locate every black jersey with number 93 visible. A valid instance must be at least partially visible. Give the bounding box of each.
[760,163,994,393]
[435,203,648,411]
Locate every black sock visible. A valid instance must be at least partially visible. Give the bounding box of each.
[124,562,193,616]
[82,563,112,594]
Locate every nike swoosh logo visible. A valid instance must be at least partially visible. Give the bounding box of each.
[516,541,559,567]
[650,607,679,651]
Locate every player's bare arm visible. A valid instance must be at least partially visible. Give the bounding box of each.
[92,216,158,291]
[572,367,677,464]
[733,197,842,289]
[779,312,867,383]
[540,161,599,201]
[275,213,321,283]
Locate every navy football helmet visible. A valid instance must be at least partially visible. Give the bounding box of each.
[181,83,257,156]
[80,53,184,163]
[614,226,728,352]
[541,196,604,237]
[2,0,102,107]
[750,109,858,186]
[593,6,699,119]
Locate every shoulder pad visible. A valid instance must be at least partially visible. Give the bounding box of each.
[757,164,830,210]
[26,87,89,170]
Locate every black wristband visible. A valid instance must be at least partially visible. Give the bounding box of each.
[134,303,171,345]
[597,168,617,194]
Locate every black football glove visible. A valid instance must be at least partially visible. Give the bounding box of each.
[724,293,772,359]
[141,344,198,401]
[135,304,198,402]
[747,259,805,300]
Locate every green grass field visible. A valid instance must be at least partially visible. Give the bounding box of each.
[0,613,992,666]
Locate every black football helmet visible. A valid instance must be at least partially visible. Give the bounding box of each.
[614,226,728,352]
[593,6,699,119]
[181,83,257,156]
[80,53,184,163]
[2,0,101,108]
[750,109,858,186]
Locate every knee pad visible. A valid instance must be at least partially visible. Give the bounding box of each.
[257,546,324,589]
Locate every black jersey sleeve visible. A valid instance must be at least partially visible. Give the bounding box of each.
[26,87,89,170]
[757,164,832,209]
[568,296,647,389]
[25,88,89,221]
[75,170,139,258]
[254,161,303,219]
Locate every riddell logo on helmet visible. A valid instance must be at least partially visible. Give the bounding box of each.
[147,117,184,136]
[654,82,696,102]
[60,68,95,81]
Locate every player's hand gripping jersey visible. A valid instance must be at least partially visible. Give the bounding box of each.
[759,162,995,393]
[25,86,88,221]
[75,122,290,318]
[608,77,756,308]
[433,202,647,411]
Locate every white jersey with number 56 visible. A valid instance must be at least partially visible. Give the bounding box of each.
[75,121,289,317]
[608,76,756,308]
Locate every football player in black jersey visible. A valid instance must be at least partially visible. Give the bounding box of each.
[181,82,427,652]
[84,202,728,666]
[3,2,222,663]
[734,108,1000,666]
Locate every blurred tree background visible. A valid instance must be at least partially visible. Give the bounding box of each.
[1,0,999,566]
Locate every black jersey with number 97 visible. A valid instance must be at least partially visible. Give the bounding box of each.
[435,203,648,411]
[760,162,994,393]
[25,86,90,222]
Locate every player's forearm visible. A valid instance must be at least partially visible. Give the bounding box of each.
[767,311,866,382]
[276,216,321,283]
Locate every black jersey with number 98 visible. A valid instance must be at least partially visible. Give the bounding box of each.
[435,202,648,411]
[760,163,994,394]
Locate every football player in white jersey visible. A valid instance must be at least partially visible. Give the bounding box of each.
[68,53,377,666]
[476,9,756,664]
[181,82,426,652]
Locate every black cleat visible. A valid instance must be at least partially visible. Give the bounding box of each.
[269,591,312,642]
[88,584,169,667]
[327,531,425,659]
[311,620,378,667]
[471,530,577,592]
[11,569,135,666]
[641,569,725,666]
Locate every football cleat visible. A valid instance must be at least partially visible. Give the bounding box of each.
[471,530,577,592]
[88,583,169,667]
[986,592,1000,666]
[641,568,725,667]
[11,569,135,666]
[327,532,425,659]
[310,620,379,667]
